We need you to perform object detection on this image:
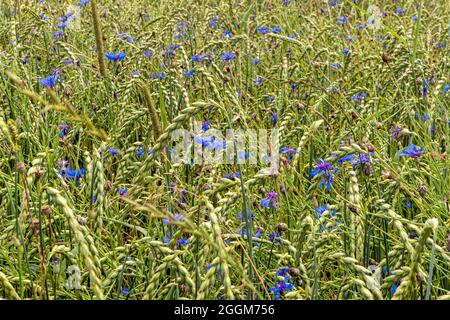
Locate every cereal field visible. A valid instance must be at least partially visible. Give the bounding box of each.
[0,0,449,300]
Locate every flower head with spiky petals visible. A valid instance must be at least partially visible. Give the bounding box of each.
[310,158,340,190]
[399,144,424,158]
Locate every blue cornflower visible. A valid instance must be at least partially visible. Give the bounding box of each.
[277,268,290,277]
[162,213,183,225]
[129,71,140,78]
[330,63,341,68]
[119,188,127,196]
[290,82,297,92]
[346,36,354,42]
[254,228,261,242]
[412,15,418,22]
[337,154,357,165]
[341,49,350,55]
[405,202,412,209]
[191,54,206,62]
[391,280,401,295]
[237,151,251,160]
[338,152,373,169]
[259,191,278,209]
[150,73,165,80]
[126,36,137,43]
[163,231,172,244]
[352,153,373,169]
[224,172,240,180]
[144,50,154,58]
[40,74,57,88]
[209,16,219,28]
[269,276,294,300]
[329,86,339,93]
[398,144,424,158]
[176,238,189,247]
[206,136,226,151]
[444,84,450,94]
[59,124,69,138]
[193,135,211,148]
[183,69,195,78]
[415,113,429,122]
[395,8,406,15]
[328,1,338,6]
[252,59,262,64]
[121,287,130,296]
[180,189,187,204]
[236,226,260,239]
[108,148,119,156]
[422,79,429,98]
[389,126,403,141]
[169,182,176,194]
[280,147,296,160]
[256,26,269,34]
[271,26,282,34]
[105,52,126,62]
[315,204,328,219]
[356,24,366,30]
[337,15,348,25]
[315,204,336,219]
[223,30,233,37]
[350,91,366,104]
[175,22,187,39]
[58,23,68,30]
[136,146,144,157]
[269,232,281,244]
[310,158,340,190]
[255,76,263,84]
[202,121,211,132]
[220,52,236,61]
[59,167,86,180]
[270,112,278,125]
[79,0,91,6]
[59,12,73,24]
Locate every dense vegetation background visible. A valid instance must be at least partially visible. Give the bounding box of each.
[0,0,449,300]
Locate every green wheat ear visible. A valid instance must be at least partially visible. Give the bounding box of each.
[140,83,162,140]
[0,271,20,300]
[91,0,107,77]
